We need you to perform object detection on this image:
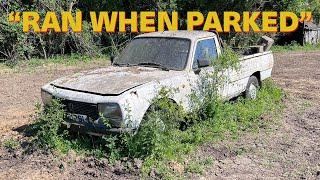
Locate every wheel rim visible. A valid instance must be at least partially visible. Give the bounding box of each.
[248,83,257,99]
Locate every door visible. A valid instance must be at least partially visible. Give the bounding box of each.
[187,37,224,108]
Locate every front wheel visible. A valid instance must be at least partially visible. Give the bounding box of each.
[245,76,260,100]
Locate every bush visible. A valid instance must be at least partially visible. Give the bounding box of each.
[31,100,68,150]
[124,88,187,159]
[1,0,318,65]
[0,16,34,65]
[0,0,101,64]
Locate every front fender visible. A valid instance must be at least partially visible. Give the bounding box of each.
[120,74,192,129]
[119,82,161,129]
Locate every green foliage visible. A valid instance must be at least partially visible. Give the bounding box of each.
[125,116,167,159]
[146,88,187,130]
[0,54,109,73]
[215,46,240,71]
[230,32,264,48]
[29,100,108,157]
[272,41,320,53]
[3,139,19,151]
[0,16,33,66]
[279,0,320,23]
[120,88,188,160]
[190,47,240,123]
[0,0,100,64]
[1,0,319,64]
[185,158,213,174]
[31,100,68,151]
[102,135,122,164]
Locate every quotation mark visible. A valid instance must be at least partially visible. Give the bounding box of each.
[300,12,312,23]
[8,12,21,23]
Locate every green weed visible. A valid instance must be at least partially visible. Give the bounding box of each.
[272,42,320,53]
[0,54,110,72]
[31,101,67,151]
[3,139,19,151]
[28,100,105,156]
[186,158,214,174]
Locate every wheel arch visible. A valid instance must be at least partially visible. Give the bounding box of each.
[144,97,179,114]
[252,71,262,87]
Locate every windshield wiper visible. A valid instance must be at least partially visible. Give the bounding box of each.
[137,62,170,71]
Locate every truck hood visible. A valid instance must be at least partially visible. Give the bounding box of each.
[51,66,183,96]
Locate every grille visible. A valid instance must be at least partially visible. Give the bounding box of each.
[62,100,99,120]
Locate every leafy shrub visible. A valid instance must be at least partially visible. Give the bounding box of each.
[31,100,68,151]
[0,16,34,65]
[36,20,100,58]
[0,1,101,64]
[190,46,240,122]
[124,88,187,159]
[226,31,264,48]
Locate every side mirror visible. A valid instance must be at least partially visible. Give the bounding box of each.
[110,55,115,64]
[198,59,211,68]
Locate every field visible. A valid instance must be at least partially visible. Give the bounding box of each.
[0,52,319,179]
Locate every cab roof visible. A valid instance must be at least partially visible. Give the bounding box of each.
[135,31,216,41]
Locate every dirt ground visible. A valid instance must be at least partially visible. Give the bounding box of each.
[196,52,320,179]
[0,52,319,179]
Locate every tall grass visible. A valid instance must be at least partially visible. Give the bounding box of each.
[272,42,320,53]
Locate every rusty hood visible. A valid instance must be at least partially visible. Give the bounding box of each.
[51,66,183,95]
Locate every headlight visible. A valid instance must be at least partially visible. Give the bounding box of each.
[98,103,123,127]
[41,89,53,105]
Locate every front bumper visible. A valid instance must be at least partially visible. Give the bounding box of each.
[62,121,135,136]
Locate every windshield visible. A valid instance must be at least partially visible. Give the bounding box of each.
[114,37,191,70]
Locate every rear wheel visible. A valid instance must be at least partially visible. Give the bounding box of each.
[245,76,260,100]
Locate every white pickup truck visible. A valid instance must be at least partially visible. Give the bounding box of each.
[41,31,274,134]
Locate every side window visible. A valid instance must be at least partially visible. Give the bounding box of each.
[193,38,218,69]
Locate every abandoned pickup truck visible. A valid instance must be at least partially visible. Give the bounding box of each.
[41,31,274,135]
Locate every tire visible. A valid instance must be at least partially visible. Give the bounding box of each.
[245,76,260,100]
